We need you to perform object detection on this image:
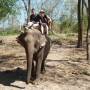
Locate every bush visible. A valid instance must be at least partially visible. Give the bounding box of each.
[0,29,20,36]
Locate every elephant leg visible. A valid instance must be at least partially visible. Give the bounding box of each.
[36,48,44,79]
[31,61,35,80]
[32,48,44,85]
[41,38,51,74]
[41,50,49,74]
[41,59,46,74]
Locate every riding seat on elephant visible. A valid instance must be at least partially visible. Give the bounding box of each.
[17,28,51,84]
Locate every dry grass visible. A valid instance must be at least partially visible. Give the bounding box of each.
[0,35,90,90]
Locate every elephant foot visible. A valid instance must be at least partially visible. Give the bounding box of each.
[26,79,35,84]
[26,77,35,84]
[26,80,30,84]
[31,79,41,85]
[31,74,43,85]
[41,69,46,74]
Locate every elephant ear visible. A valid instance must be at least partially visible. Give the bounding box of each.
[39,35,47,47]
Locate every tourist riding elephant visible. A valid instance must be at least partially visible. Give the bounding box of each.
[17,29,51,84]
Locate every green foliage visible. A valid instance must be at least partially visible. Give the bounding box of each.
[52,21,77,34]
[49,32,77,45]
[0,0,18,20]
[0,27,20,36]
[52,15,88,34]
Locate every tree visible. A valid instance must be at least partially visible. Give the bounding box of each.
[77,0,83,48]
[86,0,90,61]
[0,0,18,20]
[21,0,31,22]
[27,0,31,22]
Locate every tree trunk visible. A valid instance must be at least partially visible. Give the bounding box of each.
[27,0,31,22]
[77,0,83,48]
[86,0,90,62]
[21,0,31,23]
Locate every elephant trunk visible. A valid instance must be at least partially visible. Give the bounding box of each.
[25,42,34,84]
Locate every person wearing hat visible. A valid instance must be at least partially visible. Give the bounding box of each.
[35,9,52,35]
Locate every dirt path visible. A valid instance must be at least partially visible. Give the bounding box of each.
[0,36,90,90]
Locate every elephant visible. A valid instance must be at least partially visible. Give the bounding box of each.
[17,29,51,84]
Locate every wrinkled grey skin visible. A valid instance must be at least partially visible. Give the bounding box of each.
[17,29,51,84]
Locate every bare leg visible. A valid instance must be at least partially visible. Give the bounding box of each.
[45,25,49,35]
[41,25,44,34]
[25,22,33,30]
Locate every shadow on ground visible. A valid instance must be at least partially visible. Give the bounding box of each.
[0,68,26,87]
[0,51,89,89]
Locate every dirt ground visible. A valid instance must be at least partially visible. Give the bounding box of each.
[0,35,90,90]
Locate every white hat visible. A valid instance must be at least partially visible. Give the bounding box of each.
[40,9,45,13]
